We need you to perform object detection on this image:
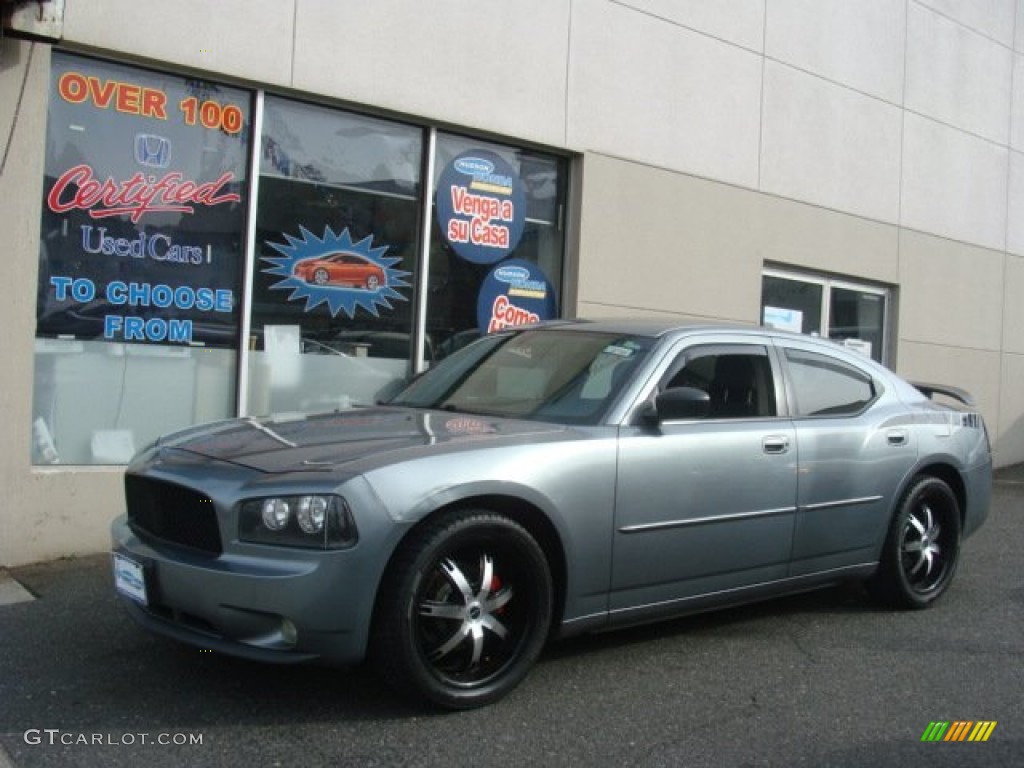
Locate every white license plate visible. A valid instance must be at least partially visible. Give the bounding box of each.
[112,553,148,605]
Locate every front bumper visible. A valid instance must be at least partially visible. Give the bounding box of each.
[111,515,376,665]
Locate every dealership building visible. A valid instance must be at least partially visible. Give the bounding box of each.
[2,0,1022,566]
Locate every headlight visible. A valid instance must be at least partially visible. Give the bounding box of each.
[239,495,357,549]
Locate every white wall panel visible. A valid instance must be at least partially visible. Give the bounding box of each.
[615,0,765,52]
[1007,151,1024,255]
[1011,54,1024,149]
[63,0,296,87]
[1017,0,1024,50]
[906,3,1013,144]
[761,62,902,222]
[916,0,1016,46]
[765,0,906,104]
[567,1,762,188]
[292,0,570,148]
[901,113,1008,251]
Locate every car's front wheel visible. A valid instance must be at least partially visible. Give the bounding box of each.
[868,475,962,609]
[313,268,329,285]
[372,509,553,709]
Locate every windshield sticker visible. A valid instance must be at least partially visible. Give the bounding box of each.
[436,150,526,265]
[477,258,557,334]
[261,226,410,318]
[445,417,496,435]
[602,344,635,358]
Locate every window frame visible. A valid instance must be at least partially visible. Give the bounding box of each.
[761,268,892,365]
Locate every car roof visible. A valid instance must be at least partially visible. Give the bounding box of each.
[536,317,758,338]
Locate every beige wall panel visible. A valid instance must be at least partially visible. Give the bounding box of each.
[614,0,765,52]
[62,0,296,87]
[765,0,906,104]
[753,195,899,283]
[996,353,1024,465]
[574,154,762,323]
[574,302,731,326]
[901,113,1008,251]
[292,0,569,147]
[916,0,1016,47]
[0,42,126,566]
[898,230,1004,351]
[895,342,1003,459]
[760,62,902,223]
[567,1,762,188]
[6,471,125,568]
[906,3,1013,144]
[1003,255,1024,353]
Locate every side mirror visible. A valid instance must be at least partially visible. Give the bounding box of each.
[641,387,710,424]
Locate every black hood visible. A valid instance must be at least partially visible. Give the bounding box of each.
[155,406,566,473]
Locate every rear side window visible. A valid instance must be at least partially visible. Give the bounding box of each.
[784,349,876,417]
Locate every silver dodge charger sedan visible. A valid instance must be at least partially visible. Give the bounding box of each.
[111,320,992,709]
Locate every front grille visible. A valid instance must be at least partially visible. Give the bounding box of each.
[125,475,223,555]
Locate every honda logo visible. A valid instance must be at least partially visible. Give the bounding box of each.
[133,134,171,169]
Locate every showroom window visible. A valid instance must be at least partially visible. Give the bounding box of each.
[32,53,250,465]
[30,53,568,465]
[244,96,423,415]
[760,270,890,363]
[426,133,566,362]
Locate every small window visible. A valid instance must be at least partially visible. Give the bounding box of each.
[662,346,776,419]
[761,270,890,364]
[784,349,876,417]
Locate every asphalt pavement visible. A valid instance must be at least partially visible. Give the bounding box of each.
[0,466,1022,768]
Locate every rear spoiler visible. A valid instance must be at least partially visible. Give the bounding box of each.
[911,382,976,407]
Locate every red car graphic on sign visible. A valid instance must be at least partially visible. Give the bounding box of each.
[293,251,386,290]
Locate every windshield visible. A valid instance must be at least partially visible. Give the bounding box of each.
[389,329,654,424]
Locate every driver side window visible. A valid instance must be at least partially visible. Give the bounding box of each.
[662,346,777,419]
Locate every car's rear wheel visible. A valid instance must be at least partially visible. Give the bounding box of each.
[365,275,379,290]
[372,509,552,709]
[868,475,961,609]
[313,268,329,285]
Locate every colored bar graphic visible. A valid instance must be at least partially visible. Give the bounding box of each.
[968,722,997,742]
[921,721,996,742]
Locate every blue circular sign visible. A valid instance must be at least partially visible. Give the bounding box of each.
[477,259,556,335]
[436,150,526,265]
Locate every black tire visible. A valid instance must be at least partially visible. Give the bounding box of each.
[372,509,553,709]
[313,268,329,285]
[868,476,962,609]
[365,275,380,290]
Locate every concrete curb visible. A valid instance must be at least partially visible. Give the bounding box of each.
[0,571,34,607]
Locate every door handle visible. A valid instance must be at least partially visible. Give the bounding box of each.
[887,429,908,446]
[762,435,790,454]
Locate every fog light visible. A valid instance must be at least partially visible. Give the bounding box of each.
[280,618,297,647]
[261,498,290,530]
[296,495,327,534]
